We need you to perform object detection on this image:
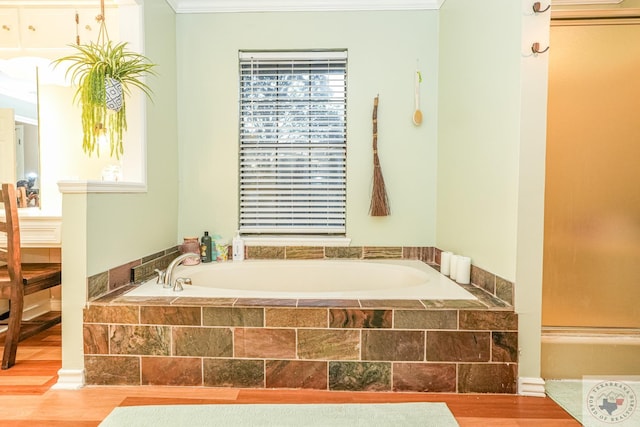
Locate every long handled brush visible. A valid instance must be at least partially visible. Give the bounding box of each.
[369,95,390,216]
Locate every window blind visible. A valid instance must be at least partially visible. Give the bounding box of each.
[239,51,347,234]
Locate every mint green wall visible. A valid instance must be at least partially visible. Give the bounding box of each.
[57,1,551,389]
[85,0,179,274]
[58,0,180,384]
[176,11,439,246]
[436,0,521,281]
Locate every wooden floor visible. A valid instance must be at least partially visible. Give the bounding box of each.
[0,325,580,426]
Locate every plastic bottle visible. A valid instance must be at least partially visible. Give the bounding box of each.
[201,231,213,263]
[232,230,244,261]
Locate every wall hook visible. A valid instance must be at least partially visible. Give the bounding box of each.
[532,2,551,14]
[531,42,550,55]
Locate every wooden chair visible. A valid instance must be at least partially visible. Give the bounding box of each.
[0,183,61,369]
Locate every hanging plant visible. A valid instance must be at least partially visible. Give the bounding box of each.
[52,7,156,158]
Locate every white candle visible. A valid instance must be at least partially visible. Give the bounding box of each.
[440,251,452,276]
[456,256,471,284]
[449,255,459,281]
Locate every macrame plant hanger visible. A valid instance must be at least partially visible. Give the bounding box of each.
[96,0,109,46]
[94,0,123,113]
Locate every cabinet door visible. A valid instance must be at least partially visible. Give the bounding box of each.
[19,8,77,49]
[0,9,20,48]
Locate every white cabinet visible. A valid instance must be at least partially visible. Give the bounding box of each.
[0,212,62,248]
[0,9,20,48]
[19,8,77,49]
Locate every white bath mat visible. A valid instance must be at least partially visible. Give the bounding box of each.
[99,402,459,426]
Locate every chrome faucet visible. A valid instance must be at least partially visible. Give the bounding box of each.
[163,253,199,289]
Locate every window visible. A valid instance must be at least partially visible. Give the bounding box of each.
[239,51,347,235]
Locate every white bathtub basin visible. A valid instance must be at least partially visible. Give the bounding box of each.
[126,259,477,301]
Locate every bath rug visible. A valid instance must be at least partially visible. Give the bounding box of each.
[545,380,584,424]
[99,402,459,426]
[546,379,640,426]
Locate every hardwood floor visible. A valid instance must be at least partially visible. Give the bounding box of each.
[0,325,580,426]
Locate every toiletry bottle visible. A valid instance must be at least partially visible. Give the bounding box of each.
[232,231,244,261]
[201,231,213,263]
[181,237,201,265]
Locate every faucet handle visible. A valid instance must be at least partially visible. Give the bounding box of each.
[154,269,166,284]
[173,277,186,292]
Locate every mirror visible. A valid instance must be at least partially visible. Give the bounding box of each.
[0,58,42,208]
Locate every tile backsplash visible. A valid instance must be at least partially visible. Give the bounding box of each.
[88,245,513,307]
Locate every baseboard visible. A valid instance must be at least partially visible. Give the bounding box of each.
[50,298,62,312]
[52,369,85,390]
[541,327,640,345]
[542,328,640,379]
[518,377,546,397]
[22,302,51,321]
[22,290,56,321]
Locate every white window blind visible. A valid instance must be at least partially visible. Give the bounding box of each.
[239,51,347,235]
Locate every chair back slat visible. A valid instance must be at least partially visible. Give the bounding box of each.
[1,183,23,283]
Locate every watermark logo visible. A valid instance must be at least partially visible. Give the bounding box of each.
[586,380,637,424]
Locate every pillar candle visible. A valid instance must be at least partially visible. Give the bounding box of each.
[456,256,471,284]
[440,251,452,276]
[449,255,459,281]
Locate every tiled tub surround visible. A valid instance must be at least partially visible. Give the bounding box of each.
[88,246,514,306]
[84,246,517,394]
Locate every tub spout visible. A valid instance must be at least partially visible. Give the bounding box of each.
[164,253,199,289]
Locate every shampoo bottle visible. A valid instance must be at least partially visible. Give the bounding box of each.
[201,231,213,263]
[232,231,244,261]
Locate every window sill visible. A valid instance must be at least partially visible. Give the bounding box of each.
[241,235,351,247]
[57,180,147,194]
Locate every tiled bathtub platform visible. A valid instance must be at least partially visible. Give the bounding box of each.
[84,284,517,394]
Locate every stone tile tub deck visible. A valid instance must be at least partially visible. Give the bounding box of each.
[83,246,517,393]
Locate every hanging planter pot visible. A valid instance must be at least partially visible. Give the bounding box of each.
[105,77,123,112]
[52,8,156,159]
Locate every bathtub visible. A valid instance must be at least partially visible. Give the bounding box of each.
[127,259,477,300]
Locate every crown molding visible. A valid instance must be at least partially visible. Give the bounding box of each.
[552,0,622,4]
[165,0,443,14]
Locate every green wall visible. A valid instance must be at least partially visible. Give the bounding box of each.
[85,0,179,275]
[437,0,521,281]
[59,0,179,378]
[176,11,439,246]
[58,0,551,390]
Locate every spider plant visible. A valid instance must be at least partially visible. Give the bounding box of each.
[53,39,156,158]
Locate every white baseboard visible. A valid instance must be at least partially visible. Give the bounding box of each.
[519,377,546,397]
[52,369,85,390]
[22,302,50,321]
[542,327,640,345]
[22,289,57,320]
[50,298,62,312]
